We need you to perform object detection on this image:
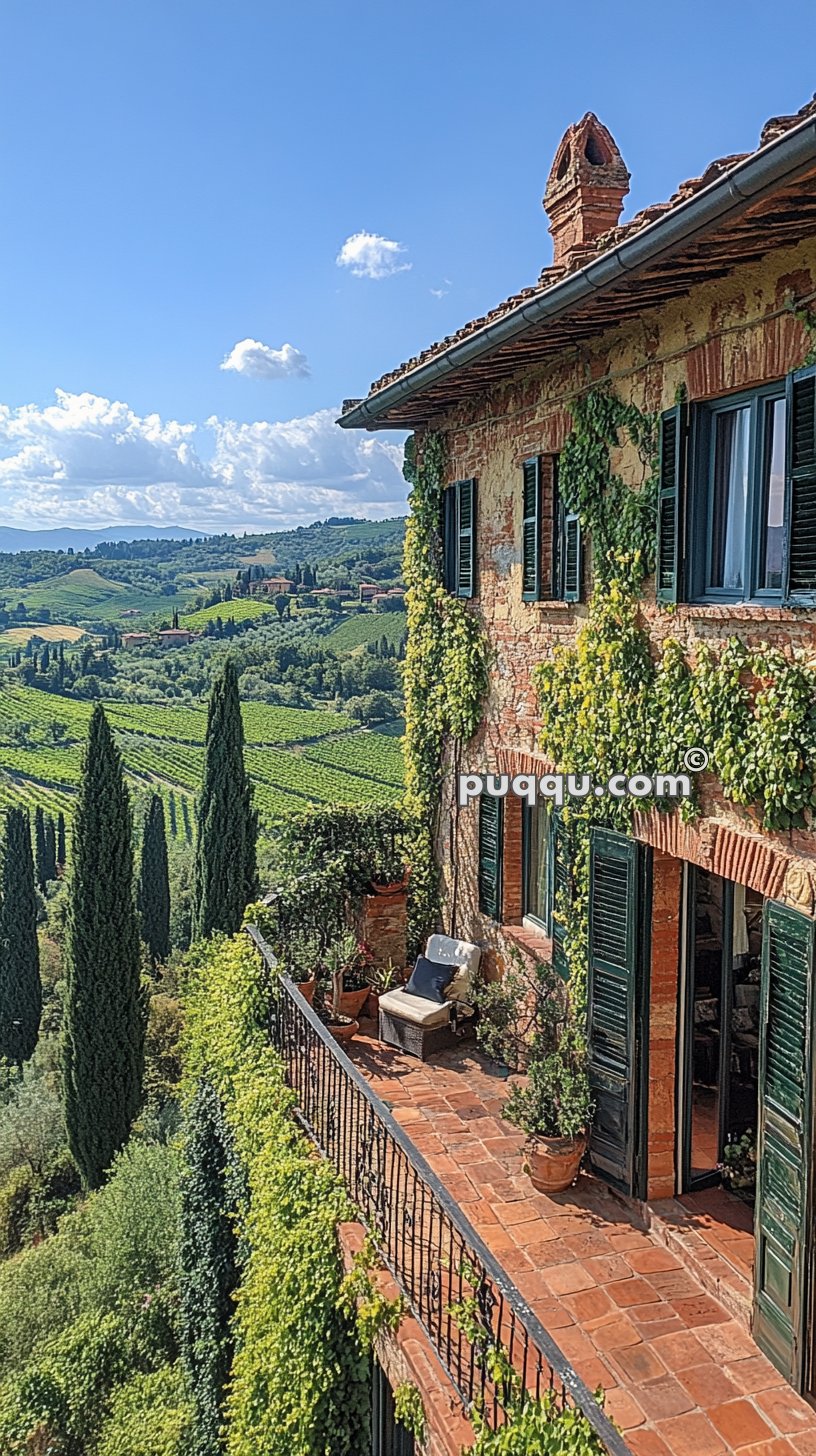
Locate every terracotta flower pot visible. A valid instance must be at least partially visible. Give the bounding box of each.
[328,1017,359,1044]
[366,990,380,1020]
[524,1133,586,1193]
[368,872,410,897]
[295,978,317,1005]
[338,987,370,1019]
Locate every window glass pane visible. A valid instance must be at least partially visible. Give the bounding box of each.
[524,803,550,926]
[759,397,786,592]
[709,407,750,591]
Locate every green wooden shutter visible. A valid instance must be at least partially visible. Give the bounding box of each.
[562,512,582,602]
[587,829,648,1195]
[456,479,476,599]
[478,794,503,920]
[754,901,815,1387]
[549,812,571,979]
[783,366,816,605]
[656,404,686,604]
[521,458,541,601]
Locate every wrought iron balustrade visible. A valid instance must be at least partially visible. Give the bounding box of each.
[247,925,632,1455]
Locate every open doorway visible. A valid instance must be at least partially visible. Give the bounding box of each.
[680,866,763,1199]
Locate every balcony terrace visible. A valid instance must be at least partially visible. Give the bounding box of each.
[250,928,816,1456]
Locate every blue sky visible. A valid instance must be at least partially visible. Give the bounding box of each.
[1,0,815,532]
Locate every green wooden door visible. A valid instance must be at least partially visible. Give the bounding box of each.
[587,829,649,1196]
[754,901,815,1387]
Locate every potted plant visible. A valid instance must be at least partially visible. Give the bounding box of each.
[324,932,373,1019]
[720,1129,756,1203]
[280,928,321,1005]
[364,959,400,1019]
[368,840,409,896]
[506,1024,592,1193]
[316,966,360,1044]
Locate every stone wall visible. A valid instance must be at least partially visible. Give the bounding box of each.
[423,232,816,967]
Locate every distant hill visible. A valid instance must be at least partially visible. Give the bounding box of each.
[0,525,208,554]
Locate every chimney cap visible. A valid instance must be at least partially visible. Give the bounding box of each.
[543,113,630,269]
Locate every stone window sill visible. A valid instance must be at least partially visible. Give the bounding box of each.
[674,603,807,623]
[502,923,554,962]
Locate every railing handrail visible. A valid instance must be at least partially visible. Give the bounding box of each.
[246,924,632,1456]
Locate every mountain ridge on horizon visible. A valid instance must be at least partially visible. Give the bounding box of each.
[0,524,210,554]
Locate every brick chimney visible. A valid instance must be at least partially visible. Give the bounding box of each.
[543,113,630,271]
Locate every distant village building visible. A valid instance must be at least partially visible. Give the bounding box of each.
[258,576,294,594]
[121,632,151,649]
[358,582,380,603]
[156,628,195,646]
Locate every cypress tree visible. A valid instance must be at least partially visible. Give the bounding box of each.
[137,794,171,969]
[34,806,47,891]
[192,659,257,939]
[0,808,42,1065]
[180,1080,243,1456]
[57,811,66,868]
[45,816,57,883]
[63,704,144,1188]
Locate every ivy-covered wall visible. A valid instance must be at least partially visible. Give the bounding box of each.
[420,231,816,961]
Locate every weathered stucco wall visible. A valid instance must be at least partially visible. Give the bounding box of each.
[420,235,816,966]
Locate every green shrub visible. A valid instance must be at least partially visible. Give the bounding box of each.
[0,1140,180,1381]
[0,1164,36,1258]
[96,1362,193,1456]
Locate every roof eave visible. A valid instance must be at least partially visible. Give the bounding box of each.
[338,112,816,432]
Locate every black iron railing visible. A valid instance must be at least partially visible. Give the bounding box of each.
[247,926,632,1455]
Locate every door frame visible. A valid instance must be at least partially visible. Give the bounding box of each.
[678,863,736,1192]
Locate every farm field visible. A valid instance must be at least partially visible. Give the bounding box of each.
[15,568,186,624]
[0,684,403,834]
[181,597,278,630]
[0,623,87,648]
[326,610,406,653]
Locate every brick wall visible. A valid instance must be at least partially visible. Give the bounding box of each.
[357,887,408,973]
[425,232,816,965]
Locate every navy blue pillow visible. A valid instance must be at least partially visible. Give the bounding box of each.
[403,954,454,1005]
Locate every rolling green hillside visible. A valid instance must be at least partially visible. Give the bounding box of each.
[327,610,406,652]
[14,568,182,623]
[0,684,403,835]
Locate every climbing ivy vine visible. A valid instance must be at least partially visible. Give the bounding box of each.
[402,432,489,949]
[534,387,816,1010]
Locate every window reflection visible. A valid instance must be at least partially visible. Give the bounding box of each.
[709,407,751,592]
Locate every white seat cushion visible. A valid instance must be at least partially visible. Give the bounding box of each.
[426,934,481,1002]
[378,988,452,1029]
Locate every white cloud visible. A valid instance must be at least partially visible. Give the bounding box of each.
[0,390,407,533]
[220,338,310,380]
[336,231,411,280]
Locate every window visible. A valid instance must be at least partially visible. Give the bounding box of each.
[656,365,816,606]
[478,794,503,920]
[522,800,552,932]
[521,455,581,603]
[442,479,477,598]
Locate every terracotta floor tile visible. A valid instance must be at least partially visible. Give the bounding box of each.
[584,1253,637,1284]
[509,1218,558,1247]
[543,1261,597,1296]
[655,1411,727,1455]
[629,1314,687,1340]
[562,1229,616,1259]
[499,1198,543,1226]
[755,1386,816,1435]
[603,1386,647,1431]
[626,1246,683,1275]
[708,1398,774,1448]
[671,1294,730,1327]
[521,1295,574,1330]
[650,1330,714,1371]
[627,1431,673,1456]
[637,1373,696,1421]
[736,1441,799,1456]
[523,1238,577,1268]
[695,1320,765,1364]
[608,1341,668,1385]
[723,1358,784,1396]
[588,1314,643,1351]
[609,1276,662,1307]
[677,1362,741,1408]
[563,1286,616,1324]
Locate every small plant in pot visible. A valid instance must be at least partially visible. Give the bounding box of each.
[324,932,373,1019]
[281,928,321,1005]
[315,966,360,1044]
[367,840,409,896]
[364,959,400,1019]
[505,1023,591,1193]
